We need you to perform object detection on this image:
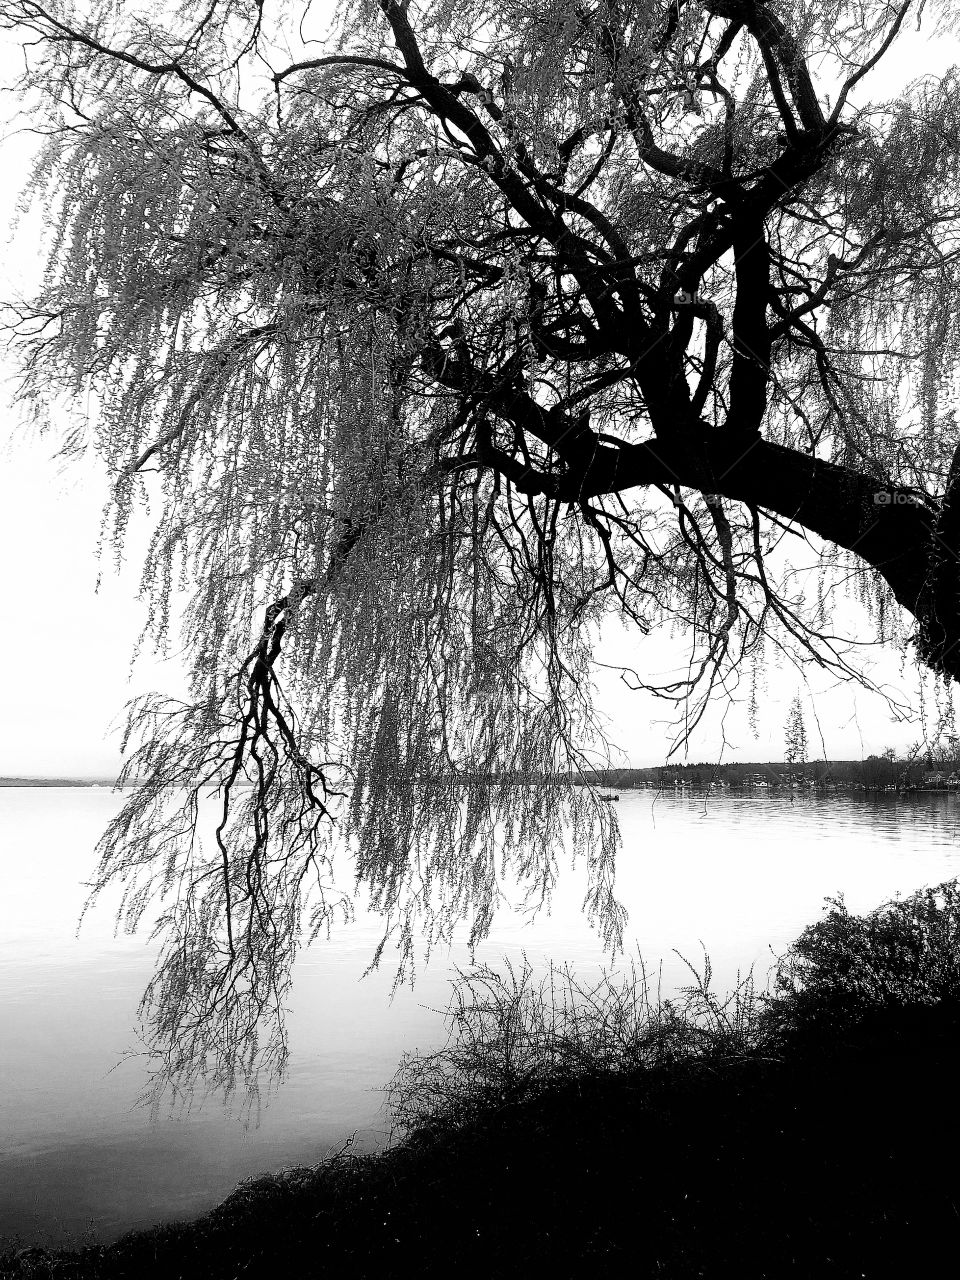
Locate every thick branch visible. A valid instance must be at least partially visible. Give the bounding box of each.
[916,440,960,678]
[574,430,934,618]
[725,214,772,438]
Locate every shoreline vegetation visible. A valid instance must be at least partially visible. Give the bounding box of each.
[4,752,960,793]
[583,757,960,792]
[3,882,960,1277]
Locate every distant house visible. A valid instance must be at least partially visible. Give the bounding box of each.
[924,770,947,787]
[948,773,960,788]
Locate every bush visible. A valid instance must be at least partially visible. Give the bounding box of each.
[385,951,774,1143]
[766,878,960,1042]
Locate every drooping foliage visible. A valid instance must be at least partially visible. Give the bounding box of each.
[4,0,960,1094]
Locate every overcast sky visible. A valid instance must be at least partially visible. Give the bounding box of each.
[0,12,957,777]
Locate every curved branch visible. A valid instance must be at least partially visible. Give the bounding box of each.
[577,430,935,618]
[829,0,915,127]
[273,53,407,86]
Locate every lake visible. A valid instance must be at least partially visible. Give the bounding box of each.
[2,786,960,1248]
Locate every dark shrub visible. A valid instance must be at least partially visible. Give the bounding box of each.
[765,878,960,1044]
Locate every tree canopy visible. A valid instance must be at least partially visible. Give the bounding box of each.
[4,0,960,1095]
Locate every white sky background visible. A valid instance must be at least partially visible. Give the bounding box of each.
[0,7,958,776]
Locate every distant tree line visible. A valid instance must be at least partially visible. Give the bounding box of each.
[585,753,960,791]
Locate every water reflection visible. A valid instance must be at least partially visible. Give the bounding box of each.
[1,787,959,1245]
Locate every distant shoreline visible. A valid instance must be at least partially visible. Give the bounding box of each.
[1,769,957,793]
[0,778,126,788]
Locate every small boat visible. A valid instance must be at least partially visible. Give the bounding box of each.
[599,793,620,802]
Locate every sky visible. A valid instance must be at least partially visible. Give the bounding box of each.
[0,8,958,777]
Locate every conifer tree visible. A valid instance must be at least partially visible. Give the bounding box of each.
[784,695,808,775]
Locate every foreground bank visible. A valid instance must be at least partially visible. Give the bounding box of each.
[4,882,960,1279]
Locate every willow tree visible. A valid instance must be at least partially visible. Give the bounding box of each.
[4,0,960,1094]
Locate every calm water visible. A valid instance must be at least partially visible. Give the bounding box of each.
[2,786,960,1247]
